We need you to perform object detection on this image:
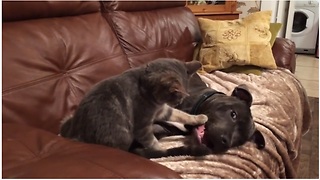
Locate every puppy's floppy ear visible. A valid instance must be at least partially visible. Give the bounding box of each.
[185,61,202,75]
[231,84,253,106]
[251,130,265,149]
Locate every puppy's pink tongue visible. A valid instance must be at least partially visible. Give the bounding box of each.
[195,125,205,143]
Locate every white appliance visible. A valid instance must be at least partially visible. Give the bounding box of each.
[260,0,295,39]
[291,1,319,54]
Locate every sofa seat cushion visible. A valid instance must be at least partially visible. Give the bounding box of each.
[2,123,180,178]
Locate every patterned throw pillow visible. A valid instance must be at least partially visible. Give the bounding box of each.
[197,11,277,73]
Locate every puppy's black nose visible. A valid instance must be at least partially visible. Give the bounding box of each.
[220,135,231,147]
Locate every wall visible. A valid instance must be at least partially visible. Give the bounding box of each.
[236,0,294,38]
[236,0,261,19]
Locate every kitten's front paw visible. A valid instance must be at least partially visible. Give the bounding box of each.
[192,114,208,125]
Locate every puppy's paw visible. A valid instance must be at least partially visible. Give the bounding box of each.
[191,144,212,156]
[131,147,167,159]
[192,114,208,125]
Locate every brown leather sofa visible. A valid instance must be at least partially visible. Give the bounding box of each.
[2,1,297,178]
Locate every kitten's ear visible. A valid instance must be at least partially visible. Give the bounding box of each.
[159,74,189,98]
[169,83,189,97]
[185,61,202,75]
[231,84,253,106]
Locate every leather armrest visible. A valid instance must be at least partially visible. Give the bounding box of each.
[2,123,181,178]
[272,37,297,73]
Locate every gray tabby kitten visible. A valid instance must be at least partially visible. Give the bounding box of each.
[60,58,207,158]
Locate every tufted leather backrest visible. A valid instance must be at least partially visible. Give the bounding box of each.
[102,1,201,67]
[2,1,201,134]
[103,1,186,11]
[2,1,101,22]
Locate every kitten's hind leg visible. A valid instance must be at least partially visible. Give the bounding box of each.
[135,123,163,151]
[60,115,74,138]
[98,126,134,151]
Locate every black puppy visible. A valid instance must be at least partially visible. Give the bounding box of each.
[153,73,265,155]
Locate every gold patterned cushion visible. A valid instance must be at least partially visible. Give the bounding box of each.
[197,11,277,73]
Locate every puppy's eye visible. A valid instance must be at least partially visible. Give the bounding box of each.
[230,110,237,120]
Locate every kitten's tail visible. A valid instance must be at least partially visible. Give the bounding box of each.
[59,115,73,137]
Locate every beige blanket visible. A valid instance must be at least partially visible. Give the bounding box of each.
[152,68,312,178]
